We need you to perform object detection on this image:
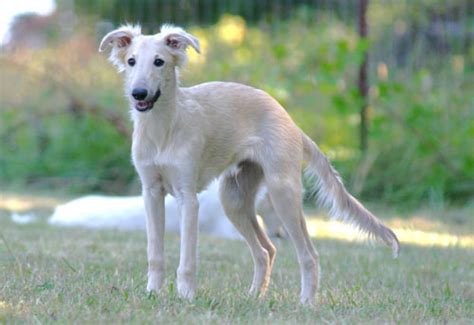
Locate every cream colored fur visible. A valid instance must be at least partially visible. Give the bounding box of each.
[99,24,399,305]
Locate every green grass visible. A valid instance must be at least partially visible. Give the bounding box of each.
[1,206,473,324]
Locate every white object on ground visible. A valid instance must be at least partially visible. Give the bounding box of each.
[48,180,284,239]
[10,212,37,224]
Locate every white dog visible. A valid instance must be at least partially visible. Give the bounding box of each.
[49,179,284,238]
[99,24,399,305]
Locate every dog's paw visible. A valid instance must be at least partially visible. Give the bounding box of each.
[177,268,196,299]
[177,281,196,300]
[300,294,316,306]
[146,272,164,293]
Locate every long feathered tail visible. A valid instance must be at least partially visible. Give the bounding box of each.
[301,133,400,258]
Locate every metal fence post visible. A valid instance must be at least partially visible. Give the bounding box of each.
[358,0,369,153]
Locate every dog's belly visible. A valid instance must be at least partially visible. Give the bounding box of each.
[147,164,219,198]
[195,155,236,193]
[195,165,227,193]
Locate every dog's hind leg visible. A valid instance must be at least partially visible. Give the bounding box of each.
[219,161,276,296]
[265,171,320,305]
[257,192,287,238]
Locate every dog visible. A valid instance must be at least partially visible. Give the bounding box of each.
[49,179,285,238]
[99,24,399,305]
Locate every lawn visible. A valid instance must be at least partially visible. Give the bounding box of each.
[0,194,473,323]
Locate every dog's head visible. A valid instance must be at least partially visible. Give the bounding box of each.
[99,24,200,112]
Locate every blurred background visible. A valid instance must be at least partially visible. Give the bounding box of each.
[0,0,473,208]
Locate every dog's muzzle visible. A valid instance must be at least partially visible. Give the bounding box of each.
[135,88,161,112]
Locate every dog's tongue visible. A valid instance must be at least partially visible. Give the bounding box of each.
[137,101,148,109]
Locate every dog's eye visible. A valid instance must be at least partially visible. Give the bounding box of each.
[127,58,136,67]
[154,58,164,67]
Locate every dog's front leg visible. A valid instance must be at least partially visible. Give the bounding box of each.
[177,192,199,299]
[142,184,166,294]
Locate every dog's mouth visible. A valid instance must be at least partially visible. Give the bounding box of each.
[135,89,161,112]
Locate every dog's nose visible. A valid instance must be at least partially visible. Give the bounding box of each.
[132,88,148,100]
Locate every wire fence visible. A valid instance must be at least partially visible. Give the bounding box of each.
[9,0,473,75]
[69,0,473,71]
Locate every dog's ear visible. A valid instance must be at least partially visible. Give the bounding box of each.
[99,25,141,71]
[160,25,200,66]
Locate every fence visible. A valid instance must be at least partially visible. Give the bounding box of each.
[68,0,473,68]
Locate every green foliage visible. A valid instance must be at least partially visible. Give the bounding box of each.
[0,111,134,192]
[367,67,474,204]
[0,41,135,193]
[68,0,360,27]
[0,11,472,204]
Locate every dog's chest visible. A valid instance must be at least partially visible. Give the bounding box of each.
[132,130,204,193]
[132,115,189,165]
[134,145,184,193]
[133,135,233,195]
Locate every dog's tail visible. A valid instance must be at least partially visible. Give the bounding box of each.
[301,133,400,258]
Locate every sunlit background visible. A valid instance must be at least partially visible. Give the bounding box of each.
[0,0,56,44]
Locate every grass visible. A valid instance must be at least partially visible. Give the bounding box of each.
[0,195,473,323]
